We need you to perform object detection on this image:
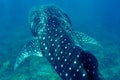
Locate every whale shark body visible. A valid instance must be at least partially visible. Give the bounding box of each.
[14,5,100,80]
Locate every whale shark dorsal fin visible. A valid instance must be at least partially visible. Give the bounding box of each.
[14,37,43,70]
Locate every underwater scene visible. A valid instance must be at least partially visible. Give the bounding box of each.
[0,0,120,80]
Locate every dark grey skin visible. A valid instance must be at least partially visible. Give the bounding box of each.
[15,5,100,80]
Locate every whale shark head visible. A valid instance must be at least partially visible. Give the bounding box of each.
[29,5,72,37]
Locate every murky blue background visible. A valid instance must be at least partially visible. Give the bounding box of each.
[0,0,120,80]
[0,0,120,41]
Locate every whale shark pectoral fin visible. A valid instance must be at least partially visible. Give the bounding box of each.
[14,51,29,70]
[74,31,102,48]
[81,51,100,80]
[14,38,42,70]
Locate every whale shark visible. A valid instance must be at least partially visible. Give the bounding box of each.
[14,5,100,80]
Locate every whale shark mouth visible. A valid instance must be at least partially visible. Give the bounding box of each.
[14,5,100,80]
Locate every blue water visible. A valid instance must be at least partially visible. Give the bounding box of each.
[0,0,120,80]
[0,0,120,43]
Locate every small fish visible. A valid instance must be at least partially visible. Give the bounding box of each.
[15,5,100,80]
